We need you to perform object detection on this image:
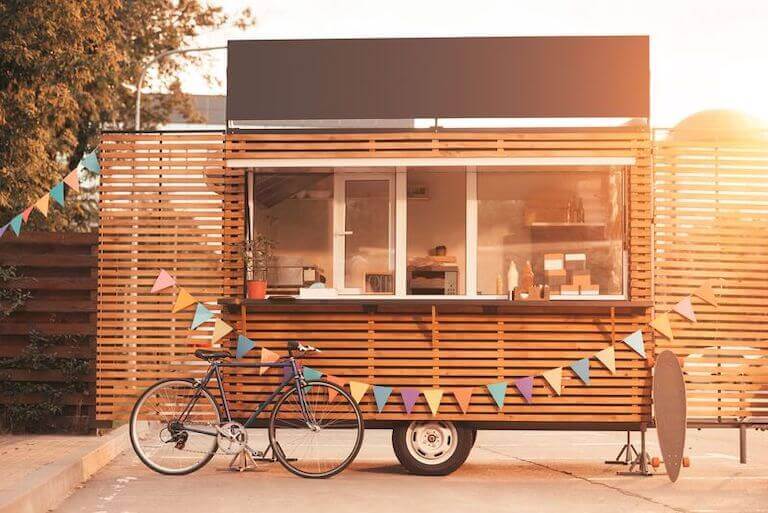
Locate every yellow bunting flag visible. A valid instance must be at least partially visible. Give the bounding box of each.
[259,347,280,375]
[34,194,49,217]
[453,388,474,414]
[650,313,674,341]
[595,346,616,374]
[325,374,347,402]
[349,381,369,404]
[542,367,563,395]
[423,389,444,416]
[693,281,718,307]
[211,319,233,343]
[171,288,197,313]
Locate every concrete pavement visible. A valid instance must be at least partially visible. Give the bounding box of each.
[52,428,768,513]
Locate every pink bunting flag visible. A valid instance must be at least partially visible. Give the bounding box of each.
[672,296,696,322]
[21,206,34,222]
[63,169,80,192]
[151,269,176,293]
[514,376,534,403]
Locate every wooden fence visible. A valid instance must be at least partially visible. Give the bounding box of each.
[0,232,97,431]
[654,131,768,422]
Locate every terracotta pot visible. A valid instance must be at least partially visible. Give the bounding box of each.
[246,280,267,299]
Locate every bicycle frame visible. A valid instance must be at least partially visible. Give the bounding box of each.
[177,356,315,437]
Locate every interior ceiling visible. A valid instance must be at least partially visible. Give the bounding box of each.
[252,173,330,208]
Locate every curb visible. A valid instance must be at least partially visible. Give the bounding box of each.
[0,424,130,513]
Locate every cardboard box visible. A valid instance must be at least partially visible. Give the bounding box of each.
[572,272,592,287]
[564,253,587,271]
[560,284,580,296]
[545,269,567,294]
[580,284,600,295]
[543,253,564,271]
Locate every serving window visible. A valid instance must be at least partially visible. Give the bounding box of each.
[247,163,627,300]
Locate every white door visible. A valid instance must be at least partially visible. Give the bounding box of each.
[333,172,395,294]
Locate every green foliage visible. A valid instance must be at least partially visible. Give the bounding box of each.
[0,265,91,432]
[0,1,255,229]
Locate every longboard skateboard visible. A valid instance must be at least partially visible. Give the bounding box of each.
[653,350,687,482]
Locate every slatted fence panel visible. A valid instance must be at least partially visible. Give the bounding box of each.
[654,132,768,421]
[0,232,97,431]
[96,132,244,422]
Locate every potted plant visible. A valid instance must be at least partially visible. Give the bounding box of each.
[243,235,275,299]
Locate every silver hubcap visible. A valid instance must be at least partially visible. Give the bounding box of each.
[405,421,458,465]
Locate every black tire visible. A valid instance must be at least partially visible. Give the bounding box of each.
[392,421,474,476]
[129,379,220,475]
[269,380,364,478]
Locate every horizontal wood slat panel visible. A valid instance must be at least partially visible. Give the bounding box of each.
[653,132,768,421]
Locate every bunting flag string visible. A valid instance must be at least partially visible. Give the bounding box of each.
[150,269,721,415]
[0,150,98,241]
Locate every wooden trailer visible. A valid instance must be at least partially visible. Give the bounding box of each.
[97,36,657,474]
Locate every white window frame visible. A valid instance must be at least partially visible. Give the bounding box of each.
[241,157,635,300]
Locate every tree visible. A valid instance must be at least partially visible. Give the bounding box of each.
[0,1,253,230]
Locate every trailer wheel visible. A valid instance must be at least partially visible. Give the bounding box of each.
[392,421,473,475]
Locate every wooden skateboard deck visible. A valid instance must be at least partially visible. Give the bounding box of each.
[653,350,687,482]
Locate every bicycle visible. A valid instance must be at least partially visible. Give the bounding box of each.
[129,341,364,478]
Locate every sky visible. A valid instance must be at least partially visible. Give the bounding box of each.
[174,0,768,128]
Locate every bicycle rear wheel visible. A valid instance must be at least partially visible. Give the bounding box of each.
[130,379,220,475]
[269,380,364,478]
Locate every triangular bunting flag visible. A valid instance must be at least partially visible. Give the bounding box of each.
[21,206,33,222]
[236,335,256,359]
[423,388,444,415]
[672,296,697,322]
[9,214,23,236]
[82,151,100,172]
[400,388,420,414]
[171,288,197,313]
[0,224,7,239]
[622,330,646,358]
[453,388,474,414]
[373,385,393,413]
[325,375,347,402]
[151,269,176,293]
[542,367,563,395]
[303,366,323,382]
[595,346,616,374]
[570,358,590,385]
[50,182,65,206]
[486,381,508,410]
[693,282,718,307]
[349,381,369,404]
[259,347,280,375]
[650,313,674,341]
[34,194,49,217]
[63,169,80,192]
[514,376,534,403]
[211,318,233,343]
[190,303,214,329]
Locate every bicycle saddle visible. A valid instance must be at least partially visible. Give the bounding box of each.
[194,349,232,361]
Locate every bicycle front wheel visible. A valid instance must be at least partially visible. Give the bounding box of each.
[269,380,364,478]
[130,379,220,475]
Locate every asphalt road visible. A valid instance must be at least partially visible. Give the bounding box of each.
[53,428,768,513]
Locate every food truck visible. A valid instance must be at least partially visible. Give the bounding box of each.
[97,35,654,474]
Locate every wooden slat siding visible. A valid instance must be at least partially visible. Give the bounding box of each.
[653,131,768,421]
[220,307,652,422]
[218,129,654,424]
[96,128,653,423]
[96,132,244,422]
[0,232,97,429]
